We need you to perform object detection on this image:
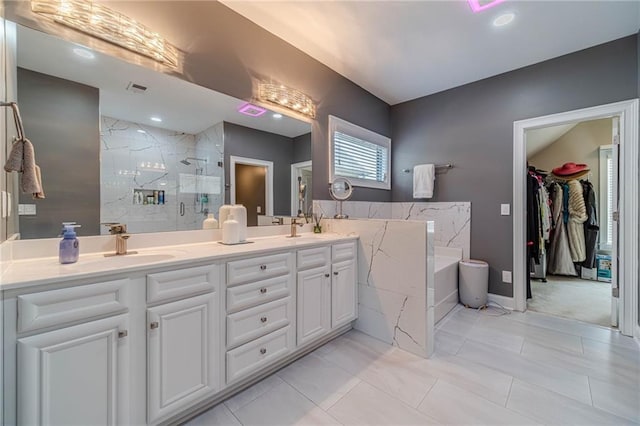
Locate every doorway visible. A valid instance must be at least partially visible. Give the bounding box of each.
[291,160,312,217]
[525,117,615,327]
[229,156,273,226]
[513,99,639,338]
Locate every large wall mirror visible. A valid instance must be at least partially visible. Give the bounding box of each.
[8,23,312,239]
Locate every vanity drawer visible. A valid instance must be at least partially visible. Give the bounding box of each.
[227,297,292,348]
[332,241,357,262]
[227,253,293,287]
[17,279,130,333]
[226,326,293,383]
[226,274,292,313]
[297,246,330,270]
[147,264,220,304]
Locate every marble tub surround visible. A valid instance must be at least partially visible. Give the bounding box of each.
[314,200,470,258]
[100,117,224,234]
[325,218,435,358]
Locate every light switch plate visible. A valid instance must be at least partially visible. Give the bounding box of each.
[502,270,512,283]
[1,191,6,219]
[257,206,261,213]
[19,204,37,216]
[500,203,510,216]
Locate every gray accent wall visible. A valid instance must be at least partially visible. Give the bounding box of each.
[391,36,638,297]
[292,133,312,164]
[17,68,100,238]
[224,122,294,216]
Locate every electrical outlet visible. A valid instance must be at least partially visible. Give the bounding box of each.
[502,270,512,283]
[500,203,510,216]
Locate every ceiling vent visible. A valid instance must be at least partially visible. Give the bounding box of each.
[126,82,148,94]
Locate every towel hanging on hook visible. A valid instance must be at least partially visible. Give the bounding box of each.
[2,101,45,198]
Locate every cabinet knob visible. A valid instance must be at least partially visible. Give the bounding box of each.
[118,330,128,338]
[260,316,268,323]
[260,348,267,355]
[150,322,159,330]
[333,271,339,275]
[260,264,267,271]
[325,273,330,278]
[260,287,268,294]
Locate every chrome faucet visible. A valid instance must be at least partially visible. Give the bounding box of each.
[102,223,136,256]
[289,218,304,238]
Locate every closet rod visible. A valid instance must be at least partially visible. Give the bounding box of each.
[403,164,453,173]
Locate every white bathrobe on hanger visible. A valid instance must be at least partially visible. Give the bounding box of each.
[567,180,587,262]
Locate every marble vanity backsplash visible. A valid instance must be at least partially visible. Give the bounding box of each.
[314,200,470,258]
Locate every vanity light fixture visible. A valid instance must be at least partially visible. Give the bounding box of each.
[493,12,515,26]
[30,0,179,67]
[237,103,267,117]
[468,0,506,13]
[258,82,316,119]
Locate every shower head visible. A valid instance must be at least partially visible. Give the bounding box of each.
[180,157,207,166]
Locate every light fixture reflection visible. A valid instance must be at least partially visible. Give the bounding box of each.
[258,82,316,118]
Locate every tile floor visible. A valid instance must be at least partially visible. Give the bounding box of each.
[185,305,640,425]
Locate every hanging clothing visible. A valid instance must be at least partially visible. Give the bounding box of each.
[548,183,577,276]
[581,180,599,269]
[567,180,587,262]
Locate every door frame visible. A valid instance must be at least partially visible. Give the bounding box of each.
[229,156,274,216]
[513,99,638,337]
[291,160,312,216]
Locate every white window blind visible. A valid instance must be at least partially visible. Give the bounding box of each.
[329,115,391,190]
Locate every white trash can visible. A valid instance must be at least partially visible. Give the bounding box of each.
[459,259,489,308]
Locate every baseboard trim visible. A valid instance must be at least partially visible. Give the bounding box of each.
[487,293,515,310]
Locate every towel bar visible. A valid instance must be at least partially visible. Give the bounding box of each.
[403,164,453,173]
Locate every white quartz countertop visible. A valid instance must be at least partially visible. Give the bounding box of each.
[0,232,357,292]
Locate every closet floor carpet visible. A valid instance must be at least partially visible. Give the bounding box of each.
[528,276,610,327]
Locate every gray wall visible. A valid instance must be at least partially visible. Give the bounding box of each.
[224,122,294,216]
[17,68,100,238]
[6,1,391,203]
[292,133,312,164]
[391,36,638,297]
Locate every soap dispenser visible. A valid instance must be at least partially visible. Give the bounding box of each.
[59,223,81,264]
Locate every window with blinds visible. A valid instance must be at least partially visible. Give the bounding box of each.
[329,115,391,190]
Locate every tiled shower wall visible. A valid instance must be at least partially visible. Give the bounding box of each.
[314,200,471,258]
[100,117,224,234]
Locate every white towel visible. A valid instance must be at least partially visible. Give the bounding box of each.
[413,164,435,198]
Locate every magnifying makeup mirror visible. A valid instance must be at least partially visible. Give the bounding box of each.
[328,177,353,219]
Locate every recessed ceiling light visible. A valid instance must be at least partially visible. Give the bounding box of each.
[272,113,283,119]
[137,129,146,134]
[150,117,162,122]
[72,47,95,59]
[493,12,515,27]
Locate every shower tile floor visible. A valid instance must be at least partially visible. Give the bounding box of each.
[185,305,640,426]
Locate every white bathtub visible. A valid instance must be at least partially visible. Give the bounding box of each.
[434,247,463,324]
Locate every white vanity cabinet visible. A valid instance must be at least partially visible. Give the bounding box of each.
[146,265,221,424]
[15,278,133,426]
[225,253,295,384]
[296,241,358,346]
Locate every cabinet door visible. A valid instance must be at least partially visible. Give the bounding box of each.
[332,259,357,328]
[296,266,331,346]
[18,314,130,426]
[147,292,219,423]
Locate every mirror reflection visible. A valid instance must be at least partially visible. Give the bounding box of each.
[13,24,312,239]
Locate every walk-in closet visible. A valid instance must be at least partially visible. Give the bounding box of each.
[525,117,616,327]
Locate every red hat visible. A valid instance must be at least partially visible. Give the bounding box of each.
[552,162,589,176]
